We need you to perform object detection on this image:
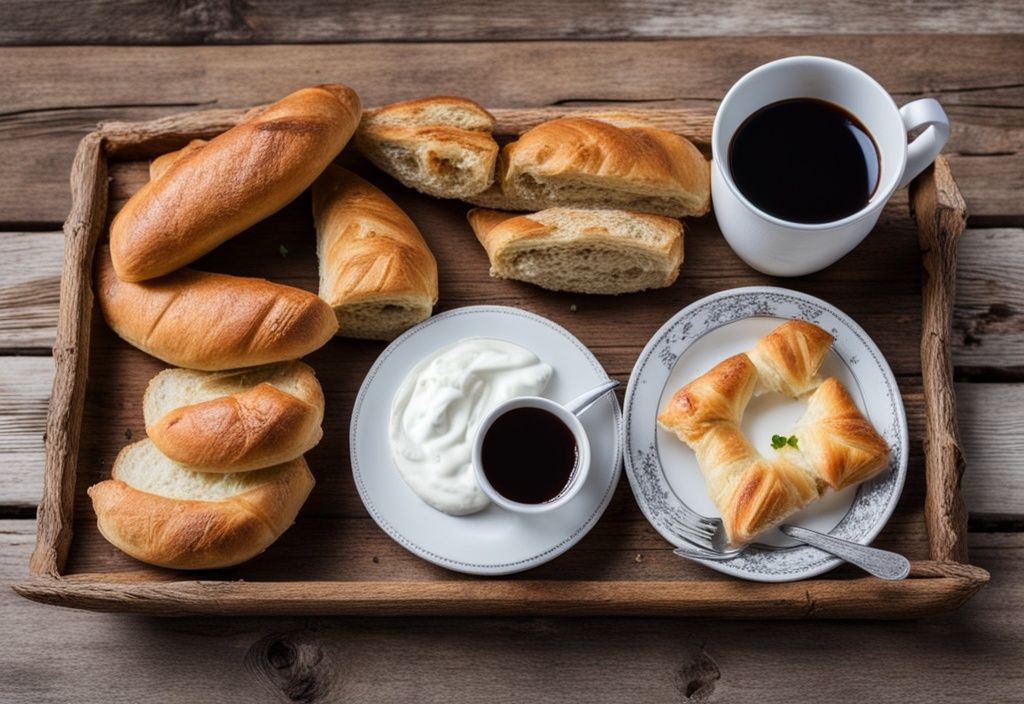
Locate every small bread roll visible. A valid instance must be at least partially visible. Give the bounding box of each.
[313,165,438,340]
[110,84,362,281]
[95,248,338,371]
[88,440,314,570]
[355,96,499,198]
[467,207,683,295]
[144,362,325,473]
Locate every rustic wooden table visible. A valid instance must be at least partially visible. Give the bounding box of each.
[2,3,1022,701]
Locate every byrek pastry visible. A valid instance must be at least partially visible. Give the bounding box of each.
[110,83,362,281]
[657,320,890,545]
[466,207,684,295]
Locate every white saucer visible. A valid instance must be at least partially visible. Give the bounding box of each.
[350,305,622,575]
[623,286,908,582]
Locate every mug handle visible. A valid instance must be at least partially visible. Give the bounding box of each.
[897,98,950,188]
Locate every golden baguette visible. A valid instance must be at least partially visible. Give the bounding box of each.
[95,248,338,371]
[111,84,362,281]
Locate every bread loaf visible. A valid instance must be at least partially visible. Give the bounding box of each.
[467,207,684,294]
[95,248,338,370]
[354,96,499,198]
[144,362,325,473]
[88,440,314,570]
[467,117,710,217]
[657,321,890,545]
[313,165,438,340]
[110,84,362,281]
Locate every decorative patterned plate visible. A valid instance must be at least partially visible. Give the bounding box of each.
[350,305,622,575]
[623,286,908,582]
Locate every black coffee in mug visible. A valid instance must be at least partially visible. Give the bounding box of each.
[728,98,880,224]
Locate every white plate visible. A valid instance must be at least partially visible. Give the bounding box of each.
[350,305,622,575]
[623,287,908,582]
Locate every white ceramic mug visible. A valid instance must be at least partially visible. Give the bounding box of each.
[712,56,950,277]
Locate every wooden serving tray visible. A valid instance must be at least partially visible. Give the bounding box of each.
[15,106,988,617]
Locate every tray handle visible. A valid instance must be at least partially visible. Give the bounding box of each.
[910,155,970,564]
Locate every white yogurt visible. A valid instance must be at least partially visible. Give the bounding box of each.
[389,338,552,515]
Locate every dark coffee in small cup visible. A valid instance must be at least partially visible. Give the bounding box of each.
[481,407,578,504]
[728,98,880,224]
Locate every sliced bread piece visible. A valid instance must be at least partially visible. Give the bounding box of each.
[88,440,315,570]
[313,165,439,340]
[466,117,710,217]
[467,207,684,295]
[144,361,325,473]
[354,96,499,199]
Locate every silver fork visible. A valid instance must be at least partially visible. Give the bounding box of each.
[664,512,911,580]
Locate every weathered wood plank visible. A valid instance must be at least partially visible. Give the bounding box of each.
[0,1,1020,44]
[0,36,1020,222]
[954,229,1024,371]
[0,357,50,509]
[1,521,1020,702]
[0,232,63,350]
[959,384,1024,519]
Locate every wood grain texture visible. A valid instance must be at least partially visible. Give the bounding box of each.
[0,36,1020,222]
[954,228,1024,370]
[911,157,969,563]
[0,522,1018,703]
[0,1,1020,44]
[0,232,63,350]
[959,384,1024,519]
[0,357,51,510]
[13,565,988,617]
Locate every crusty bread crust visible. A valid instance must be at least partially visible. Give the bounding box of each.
[148,139,207,181]
[658,321,890,545]
[145,362,325,473]
[313,165,438,340]
[111,84,362,282]
[88,447,314,570]
[95,248,338,370]
[466,206,684,295]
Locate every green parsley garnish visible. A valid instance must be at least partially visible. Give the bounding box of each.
[771,434,798,450]
[279,244,289,258]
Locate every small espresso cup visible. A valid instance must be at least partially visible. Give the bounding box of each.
[472,396,591,514]
[712,56,950,277]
